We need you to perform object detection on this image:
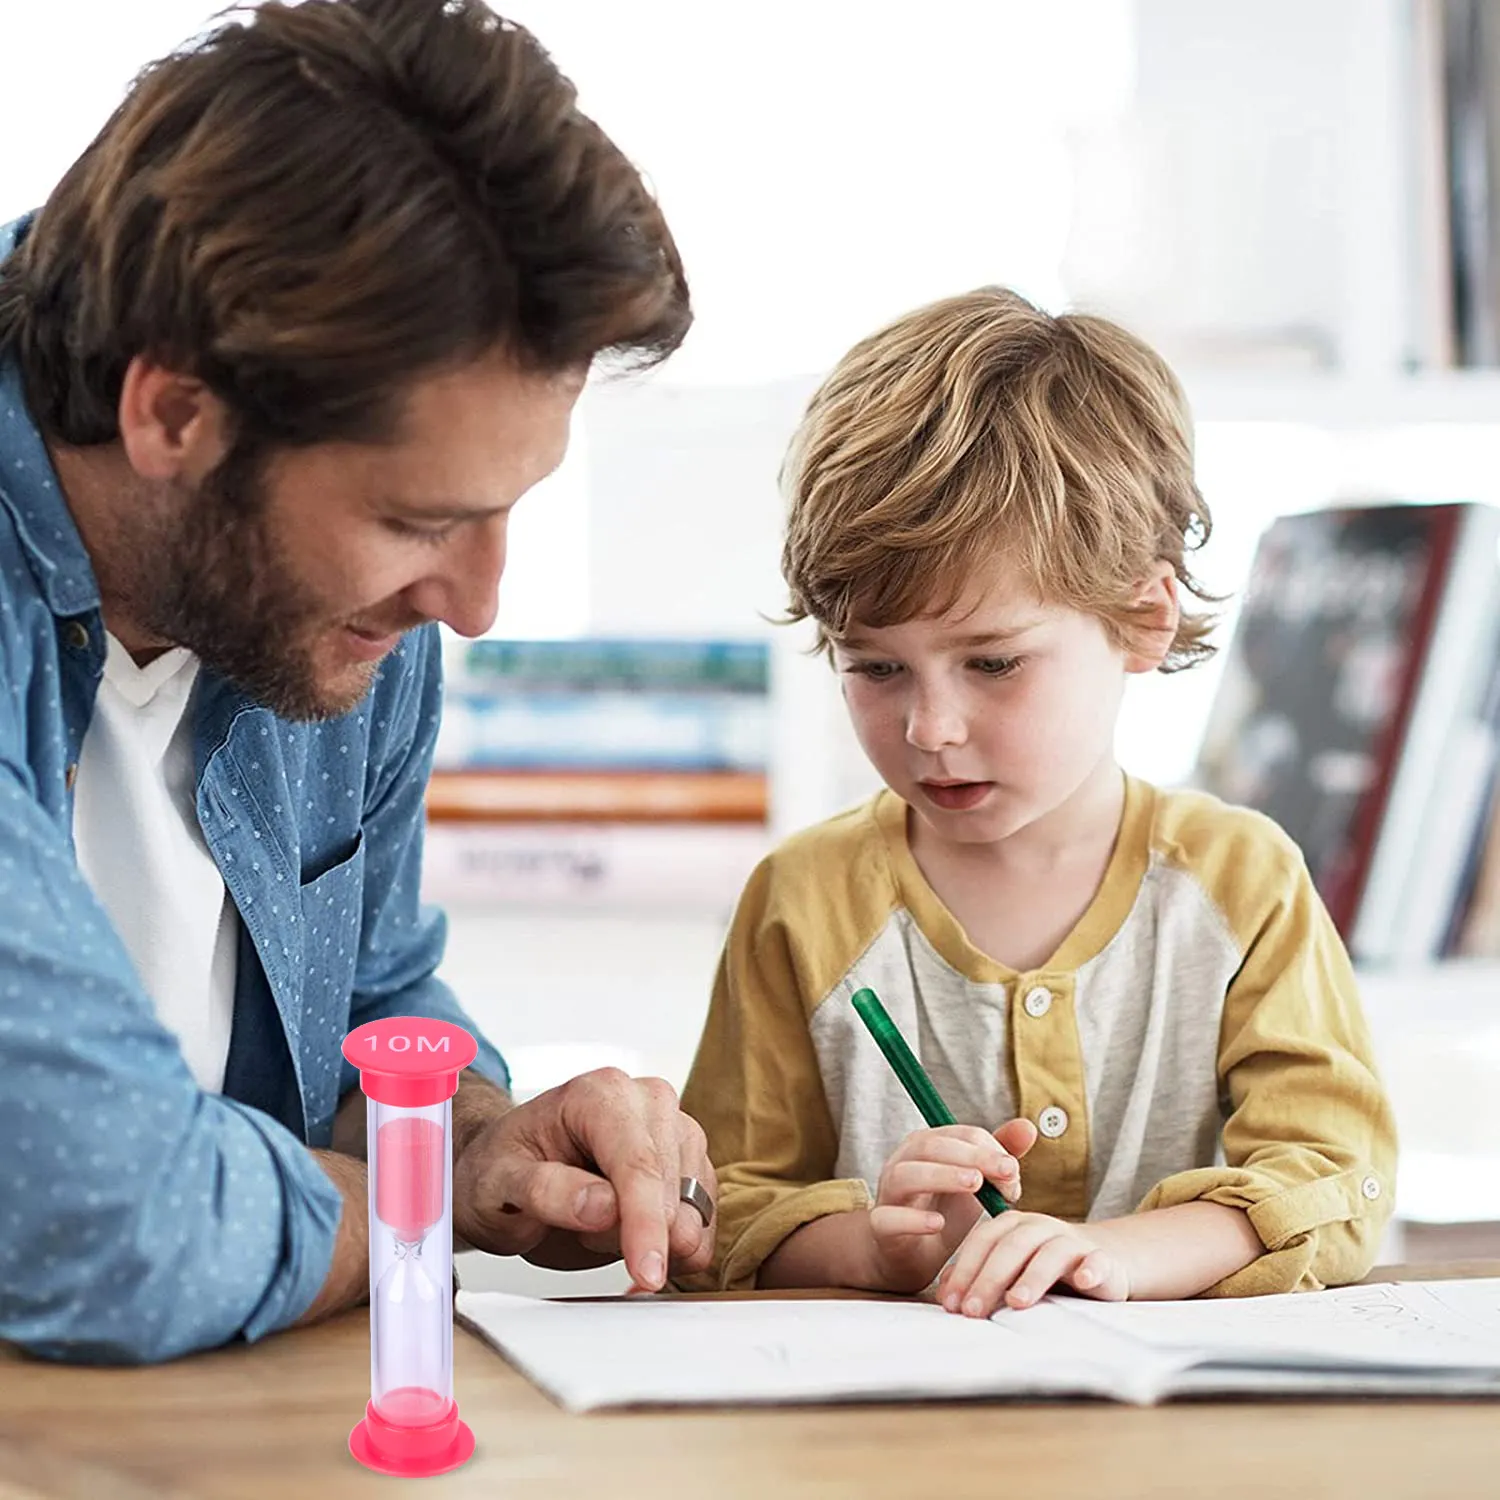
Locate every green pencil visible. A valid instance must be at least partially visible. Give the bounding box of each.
[851,986,1009,1216]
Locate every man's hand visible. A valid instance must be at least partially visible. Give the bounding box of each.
[451,1068,715,1292]
[866,1119,1033,1293]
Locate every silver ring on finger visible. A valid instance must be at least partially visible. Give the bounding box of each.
[678,1175,715,1228]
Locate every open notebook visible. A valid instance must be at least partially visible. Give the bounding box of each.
[456,1279,1500,1411]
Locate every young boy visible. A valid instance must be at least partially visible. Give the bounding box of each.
[679,288,1396,1315]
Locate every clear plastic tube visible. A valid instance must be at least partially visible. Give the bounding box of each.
[367,1097,453,1425]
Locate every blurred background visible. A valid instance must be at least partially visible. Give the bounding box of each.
[5,0,1500,1289]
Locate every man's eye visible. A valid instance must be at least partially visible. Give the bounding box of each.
[388,519,458,545]
[844,660,900,680]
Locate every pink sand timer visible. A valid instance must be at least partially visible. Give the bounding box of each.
[341,1016,478,1477]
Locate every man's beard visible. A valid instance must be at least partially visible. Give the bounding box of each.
[135,442,377,722]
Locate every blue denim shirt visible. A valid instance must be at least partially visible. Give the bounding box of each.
[0,221,507,1363]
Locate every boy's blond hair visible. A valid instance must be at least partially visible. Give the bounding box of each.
[781,287,1216,670]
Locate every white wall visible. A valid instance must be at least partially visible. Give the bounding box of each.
[1065,0,1410,377]
[494,0,1133,385]
[0,3,232,216]
[583,378,806,638]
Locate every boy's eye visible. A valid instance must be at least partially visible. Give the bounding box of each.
[970,656,1021,678]
[844,660,901,681]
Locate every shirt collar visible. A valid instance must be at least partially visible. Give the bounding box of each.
[102,631,199,710]
[0,212,104,619]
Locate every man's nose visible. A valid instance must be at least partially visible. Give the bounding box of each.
[410,518,506,639]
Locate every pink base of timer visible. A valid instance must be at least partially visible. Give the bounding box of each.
[348,1396,475,1478]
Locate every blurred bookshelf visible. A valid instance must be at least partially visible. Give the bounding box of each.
[1078,0,1500,394]
[423,636,772,915]
[1130,0,1500,1006]
[1194,502,1500,965]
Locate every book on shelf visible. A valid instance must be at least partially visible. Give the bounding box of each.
[425,768,768,824]
[421,821,768,911]
[434,687,768,773]
[1194,501,1500,959]
[458,637,769,694]
[1439,0,1500,366]
[1413,0,1459,369]
[1448,727,1500,957]
[437,636,772,776]
[1416,0,1500,368]
[1418,641,1500,960]
[1359,504,1500,963]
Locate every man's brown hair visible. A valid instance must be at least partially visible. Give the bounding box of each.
[0,0,690,448]
[782,287,1216,671]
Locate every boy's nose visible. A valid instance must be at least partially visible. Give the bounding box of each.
[905,695,967,752]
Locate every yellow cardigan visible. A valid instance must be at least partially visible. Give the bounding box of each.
[681,776,1397,1295]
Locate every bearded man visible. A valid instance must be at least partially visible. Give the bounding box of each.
[0,0,715,1362]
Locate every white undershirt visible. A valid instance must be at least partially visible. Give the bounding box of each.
[73,633,239,1093]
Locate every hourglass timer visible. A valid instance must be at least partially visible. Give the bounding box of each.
[341,1016,478,1477]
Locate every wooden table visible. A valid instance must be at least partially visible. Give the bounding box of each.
[2,1263,1498,1500]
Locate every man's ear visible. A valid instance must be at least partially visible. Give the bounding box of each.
[116,356,231,483]
[1122,562,1180,675]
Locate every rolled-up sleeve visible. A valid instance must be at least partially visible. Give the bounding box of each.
[678,859,870,1292]
[0,758,344,1363]
[1137,849,1397,1296]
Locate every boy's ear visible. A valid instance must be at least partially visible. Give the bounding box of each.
[1122,563,1179,675]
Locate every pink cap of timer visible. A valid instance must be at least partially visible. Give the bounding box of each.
[341,1016,479,1478]
[345,1014,477,1108]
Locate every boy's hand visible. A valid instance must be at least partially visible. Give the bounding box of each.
[866,1118,1036,1293]
[935,1211,1130,1317]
